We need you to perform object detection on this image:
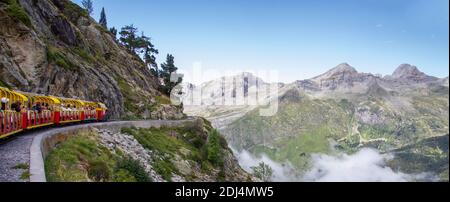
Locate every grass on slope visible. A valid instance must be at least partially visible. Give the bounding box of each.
[47,45,78,71]
[4,0,32,27]
[60,0,88,24]
[226,90,353,151]
[387,135,449,181]
[223,91,358,171]
[45,130,151,182]
[121,126,225,181]
[252,126,331,170]
[0,79,10,88]
[117,76,172,120]
[355,95,449,150]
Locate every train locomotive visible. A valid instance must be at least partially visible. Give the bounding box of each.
[0,87,108,139]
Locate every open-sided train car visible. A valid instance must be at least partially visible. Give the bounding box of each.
[0,87,107,139]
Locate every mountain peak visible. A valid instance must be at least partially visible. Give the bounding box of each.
[312,63,358,81]
[391,64,437,82]
[331,63,358,73]
[392,64,421,78]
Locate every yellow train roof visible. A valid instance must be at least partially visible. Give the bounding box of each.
[97,102,107,109]
[0,87,106,108]
[16,91,60,104]
[56,97,85,106]
[0,87,29,102]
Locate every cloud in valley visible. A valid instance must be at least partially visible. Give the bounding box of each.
[233,149,301,182]
[233,147,430,182]
[303,148,410,182]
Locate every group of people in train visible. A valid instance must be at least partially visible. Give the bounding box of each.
[0,87,107,139]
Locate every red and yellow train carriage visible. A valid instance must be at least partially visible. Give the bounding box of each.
[0,87,107,139]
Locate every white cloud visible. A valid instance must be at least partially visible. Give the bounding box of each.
[232,148,301,182]
[233,147,438,182]
[304,148,410,182]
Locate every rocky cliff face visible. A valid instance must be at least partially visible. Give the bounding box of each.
[0,0,183,119]
[391,64,438,82]
[309,63,379,92]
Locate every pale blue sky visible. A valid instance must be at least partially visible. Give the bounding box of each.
[74,0,449,82]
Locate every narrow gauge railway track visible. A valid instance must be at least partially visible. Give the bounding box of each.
[0,118,198,182]
[0,121,105,182]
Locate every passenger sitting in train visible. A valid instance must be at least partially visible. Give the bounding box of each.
[32,103,42,114]
[11,102,18,112]
[41,103,48,111]
[45,103,51,111]
[64,104,71,120]
[1,97,9,111]
[21,105,27,113]
[11,101,22,113]
[60,104,67,111]
[64,104,70,111]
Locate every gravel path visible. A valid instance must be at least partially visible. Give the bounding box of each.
[0,133,35,182]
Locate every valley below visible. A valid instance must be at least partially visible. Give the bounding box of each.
[183,63,449,182]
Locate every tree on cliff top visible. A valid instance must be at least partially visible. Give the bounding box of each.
[160,54,183,95]
[81,0,94,15]
[109,27,117,38]
[119,25,159,74]
[138,33,159,75]
[119,25,139,53]
[99,7,107,29]
[142,38,159,76]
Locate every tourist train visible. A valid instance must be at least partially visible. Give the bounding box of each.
[0,87,107,139]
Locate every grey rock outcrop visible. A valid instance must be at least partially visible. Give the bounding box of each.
[391,64,438,82]
[310,63,379,91]
[94,124,254,182]
[96,128,165,182]
[0,0,183,119]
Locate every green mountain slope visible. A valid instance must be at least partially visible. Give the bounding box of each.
[217,64,449,180]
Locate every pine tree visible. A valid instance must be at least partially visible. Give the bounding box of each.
[160,54,182,95]
[118,25,159,75]
[109,27,117,38]
[139,33,159,76]
[81,0,94,15]
[144,46,159,76]
[206,130,223,166]
[251,162,273,182]
[119,24,139,52]
[99,7,107,29]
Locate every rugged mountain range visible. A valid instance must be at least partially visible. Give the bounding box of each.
[183,72,277,129]
[0,0,183,119]
[183,63,449,181]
